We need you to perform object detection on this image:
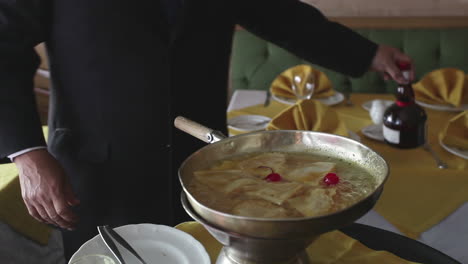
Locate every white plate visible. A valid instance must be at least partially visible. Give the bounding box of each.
[69,224,210,264]
[416,101,468,112]
[361,124,385,142]
[228,115,272,132]
[348,130,361,142]
[70,254,116,264]
[361,100,394,112]
[271,92,345,106]
[440,139,468,160]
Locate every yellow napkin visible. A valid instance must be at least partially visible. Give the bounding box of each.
[439,110,468,149]
[266,99,349,137]
[413,68,468,108]
[270,64,335,99]
[0,126,51,245]
[175,221,420,264]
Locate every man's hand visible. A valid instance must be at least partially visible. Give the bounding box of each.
[370,44,415,84]
[14,149,80,230]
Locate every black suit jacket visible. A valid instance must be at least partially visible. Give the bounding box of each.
[0,0,377,170]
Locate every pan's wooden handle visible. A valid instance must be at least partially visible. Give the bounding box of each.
[174,116,215,143]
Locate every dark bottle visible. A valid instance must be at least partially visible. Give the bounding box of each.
[383,62,427,149]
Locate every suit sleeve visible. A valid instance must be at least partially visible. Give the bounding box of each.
[0,0,48,161]
[233,0,378,78]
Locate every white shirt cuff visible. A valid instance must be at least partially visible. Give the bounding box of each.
[8,146,48,161]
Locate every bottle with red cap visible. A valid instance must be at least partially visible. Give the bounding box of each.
[382,61,427,149]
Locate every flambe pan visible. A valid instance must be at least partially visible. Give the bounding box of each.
[174,116,389,240]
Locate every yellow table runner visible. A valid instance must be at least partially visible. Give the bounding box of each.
[227,93,468,239]
[0,126,51,245]
[176,221,420,264]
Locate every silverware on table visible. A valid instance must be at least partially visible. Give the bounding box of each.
[264,90,271,107]
[97,225,148,264]
[423,143,449,169]
[344,91,353,106]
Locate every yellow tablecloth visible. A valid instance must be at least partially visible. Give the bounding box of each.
[227,93,468,239]
[0,126,51,245]
[176,221,420,264]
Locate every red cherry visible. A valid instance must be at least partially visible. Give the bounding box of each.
[258,166,282,182]
[265,173,282,182]
[323,173,340,186]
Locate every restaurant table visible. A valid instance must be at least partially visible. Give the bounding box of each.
[226,89,468,264]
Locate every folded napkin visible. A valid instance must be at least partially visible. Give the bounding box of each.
[413,68,468,107]
[175,221,419,264]
[266,99,349,137]
[270,64,335,99]
[439,110,468,150]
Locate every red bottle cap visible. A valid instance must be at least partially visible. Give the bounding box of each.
[396,100,414,107]
[397,61,411,71]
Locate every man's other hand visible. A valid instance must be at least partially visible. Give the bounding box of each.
[14,149,80,230]
[370,44,415,84]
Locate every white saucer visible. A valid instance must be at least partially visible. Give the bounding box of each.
[348,130,361,142]
[228,115,271,132]
[361,100,394,112]
[271,92,345,106]
[440,139,468,160]
[69,224,210,264]
[416,101,468,112]
[361,124,385,142]
[70,254,116,264]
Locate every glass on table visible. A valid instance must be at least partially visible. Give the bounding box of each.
[291,72,315,100]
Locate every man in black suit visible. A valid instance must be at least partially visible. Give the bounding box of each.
[0,0,412,260]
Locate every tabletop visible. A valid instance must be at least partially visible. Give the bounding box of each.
[227,89,468,264]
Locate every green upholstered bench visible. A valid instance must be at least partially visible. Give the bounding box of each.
[230,17,468,96]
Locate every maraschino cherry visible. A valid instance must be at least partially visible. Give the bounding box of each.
[323,173,340,186]
[258,166,282,182]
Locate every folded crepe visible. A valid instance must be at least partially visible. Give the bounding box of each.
[413,68,468,108]
[270,64,335,99]
[266,99,349,137]
[439,110,468,150]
